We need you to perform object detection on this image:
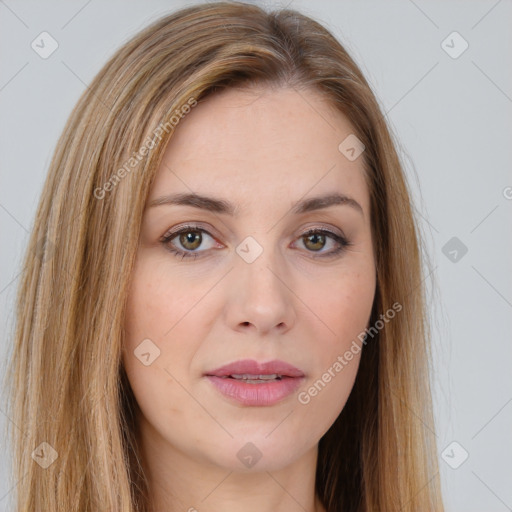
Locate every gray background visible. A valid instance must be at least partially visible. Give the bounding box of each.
[1,1,511,510]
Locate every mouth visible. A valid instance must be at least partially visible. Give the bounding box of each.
[204,359,305,406]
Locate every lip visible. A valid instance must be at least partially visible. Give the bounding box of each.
[206,359,305,378]
[205,359,305,406]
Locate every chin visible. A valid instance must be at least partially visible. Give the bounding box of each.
[202,434,311,473]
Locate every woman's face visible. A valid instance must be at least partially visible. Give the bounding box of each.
[123,86,376,473]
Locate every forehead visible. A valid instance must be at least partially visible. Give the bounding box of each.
[151,86,369,215]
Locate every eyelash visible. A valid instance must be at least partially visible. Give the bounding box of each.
[160,224,352,261]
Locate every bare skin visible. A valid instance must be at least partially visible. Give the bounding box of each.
[123,85,376,512]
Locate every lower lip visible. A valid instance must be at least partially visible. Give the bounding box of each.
[206,376,304,406]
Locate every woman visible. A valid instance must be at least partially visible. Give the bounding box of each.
[5,2,444,511]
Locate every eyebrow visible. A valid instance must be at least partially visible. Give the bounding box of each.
[147,192,363,216]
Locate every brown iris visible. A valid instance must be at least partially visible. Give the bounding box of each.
[303,232,325,251]
[179,231,202,250]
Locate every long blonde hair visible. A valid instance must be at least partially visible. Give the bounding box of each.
[4,2,444,510]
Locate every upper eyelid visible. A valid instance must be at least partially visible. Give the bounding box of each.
[161,224,216,241]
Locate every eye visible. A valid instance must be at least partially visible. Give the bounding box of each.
[160,224,220,260]
[293,228,351,258]
[160,225,351,261]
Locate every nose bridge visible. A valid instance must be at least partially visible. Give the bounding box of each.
[237,236,287,302]
[226,234,295,333]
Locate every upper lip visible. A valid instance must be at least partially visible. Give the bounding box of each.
[205,359,305,378]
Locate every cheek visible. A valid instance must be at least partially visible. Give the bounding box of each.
[124,256,207,345]
[292,265,375,412]
[122,252,221,398]
[121,258,202,434]
[122,258,191,397]
[295,283,373,438]
[125,262,174,338]
[307,266,376,350]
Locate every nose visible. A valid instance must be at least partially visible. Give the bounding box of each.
[223,244,296,336]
